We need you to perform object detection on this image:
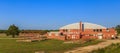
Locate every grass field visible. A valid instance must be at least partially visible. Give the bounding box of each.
[0,34,103,53]
[91,43,120,53]
[0,33,13,38]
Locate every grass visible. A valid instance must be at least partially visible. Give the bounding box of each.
[0,34,103,53]
[0,33,12,38]
[91,43,120,53]
[0,33,19,38]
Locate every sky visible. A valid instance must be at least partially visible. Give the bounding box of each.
[0,0,120,30]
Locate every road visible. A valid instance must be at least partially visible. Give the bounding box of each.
[64,39,120,53]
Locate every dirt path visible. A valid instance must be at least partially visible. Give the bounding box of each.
[64,39,120,53]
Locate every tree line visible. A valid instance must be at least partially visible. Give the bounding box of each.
[0,24,120,38]
[0,24,58,38]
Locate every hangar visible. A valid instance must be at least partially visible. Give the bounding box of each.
[47,22,117,40]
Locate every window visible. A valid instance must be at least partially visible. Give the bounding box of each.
[93,29,102,32]
[100,29,102,32]
[93,29,96,32]
[96,29,99,32]
[60,33,64,36]
[106,28,110,32]
[65,30,68,32]
[63,30,65,32]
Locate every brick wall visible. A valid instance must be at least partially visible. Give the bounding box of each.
[46,32,65,40]
[47,27,116,40]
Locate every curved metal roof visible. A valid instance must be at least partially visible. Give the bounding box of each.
[60,22,106,29]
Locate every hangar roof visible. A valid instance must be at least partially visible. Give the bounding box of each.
[60,22,106,29]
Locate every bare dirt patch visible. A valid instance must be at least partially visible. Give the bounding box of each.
[65,39,120,53]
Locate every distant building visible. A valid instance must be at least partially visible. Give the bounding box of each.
[19,32,41,40]
[18,31,46,42]
[47,22,117,40]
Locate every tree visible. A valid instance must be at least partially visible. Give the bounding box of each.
[0,30,6,33]
[116,25,120,35]
[6,24,20,38]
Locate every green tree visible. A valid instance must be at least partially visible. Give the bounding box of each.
[116,25,120,35]
[6,24,20,38]
[0,30,6,33]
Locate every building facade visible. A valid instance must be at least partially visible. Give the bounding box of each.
[47,22,117,40]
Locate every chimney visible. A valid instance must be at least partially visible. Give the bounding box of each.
[80,21,82,32]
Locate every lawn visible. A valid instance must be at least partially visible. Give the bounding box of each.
[0,34,103,53]
[91,43,120,53]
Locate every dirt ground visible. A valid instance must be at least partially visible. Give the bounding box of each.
[64,39,120,53]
